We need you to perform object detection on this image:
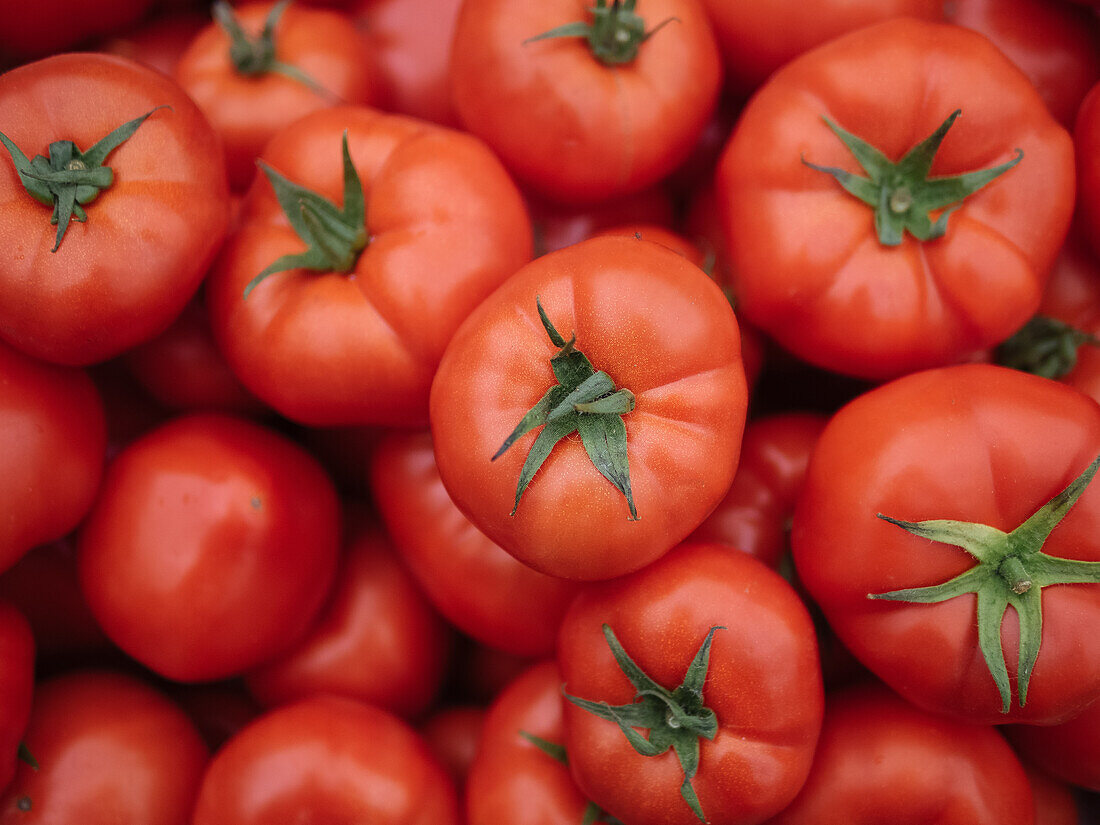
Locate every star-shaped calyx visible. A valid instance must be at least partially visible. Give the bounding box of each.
[523,0,678,66]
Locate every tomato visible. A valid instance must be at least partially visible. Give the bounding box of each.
[716,19,1075,380]
[1025,766,1080,825]
[207,105,531,427]
[0,604,32,796]
[100,10,209,76]
[768,683,1033,825]
[529,186,673,257]
[0,671,208,825]
[78,413,341,682]
[0,340,105,575]
[430,235,747,580]
[593,224,707,268]
[792,364,1100,724]
[245,520,451,718]
[420,706,485,785]
[1076,81,1100,260]
[0,54,230,365]
[0,0,152,62]
[191,696,459,825]
[371,430,583,656]
[1008,698,1100,792]
[698,0,942,94]
[175,1,380,191]
[170,683,261,753]
[558,542,822,825]
[944,0,1100,129]
[467,661,616,825]
[450,0,721,204]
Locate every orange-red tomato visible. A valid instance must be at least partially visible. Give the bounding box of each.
[1008,698,1100,793]
[0,604,31,796]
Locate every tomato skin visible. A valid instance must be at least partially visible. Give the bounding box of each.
[0,671,208,825]
[1076,82,1100,260]
[450,0,721,204]
[175,2,381,191]
[0,0,153,62]
[529,187,674,257]
[0,54,230,366]
[1008,699,1100,792]
[430,236,747,581]
[792,364,1100,725]
[768,684,1033,825]
[420,706,485,785]
[0,341,105,575]
[100,11,209,77]
[78,413,341,682]
[245,522,451,719]
[192,696,459,825]
[558,542,823,825]
[0,604,32,796]
[1025,767,1080,825]
[371,431,583,656]
[717,19,1074,380]
[208,105,532,427]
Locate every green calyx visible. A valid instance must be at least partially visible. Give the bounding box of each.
[213,0,330,95]
[997,315,1100,380]
[0,107,164,251]
[523,0,678,66]
[243,131,367,298]
[803,109,1023,247]
[564,624,724,823]
[519,732,624,825]
[17,742,37,771]
[871,454,1100,713]
[492,299,637,519]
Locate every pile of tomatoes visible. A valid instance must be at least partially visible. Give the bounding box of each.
[3,0,1100,822]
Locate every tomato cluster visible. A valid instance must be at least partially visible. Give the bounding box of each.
[1,0,1100,823]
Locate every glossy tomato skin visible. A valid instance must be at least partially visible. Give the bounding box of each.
[0,604,32,796]
[451,0,721,204]
[370,430,583,656]
[0,671,208,825]
[175,2,380,191]
[0,54,230,366]
[717,19,1074,380]
[768,684,1033,825]
[192,696,459,825]
[430,236,747,581]
[1025,767,1080,825]
[0,340,105,575]
[78,413,341,682]
[792,364,1100,725]
[245,522,451,718]
[1077,82,1100,260]
[208,105,532,427]
[467,661,612,825]
[1008,699,1100,792]
[559,542,823,825]
[0,0,153,62]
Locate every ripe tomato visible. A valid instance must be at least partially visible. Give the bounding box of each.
[0,340,105,575]
[0,0,152,62]
[717,19,1074,380]
[420,706,485,785]
[78,413,341,682]
[1076,81,1100,259]
[768,684,1033,825]
[558,542,823,825]
[1025,766,1081,825]
[528,186,674,257]
[430,235,747,580]
[0,604,32,796]
[792,364,1100,724]
[0,54,230,366]
[450,0,721,203]
[192,696,459,824]
[207,105,531,427]
[175,1,380,190]
[1008,698,1100,792]
[0,671,208,825]
[100,10,209,76]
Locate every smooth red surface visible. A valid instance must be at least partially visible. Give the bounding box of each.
[1076,81,1100,260]
[0,604,32,795]
[1009,698,1100,792]
[0,0,153,61]
[420,706,485,785]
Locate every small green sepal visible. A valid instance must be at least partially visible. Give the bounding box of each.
[523,0,678,66]
[0,107,166,251]
[803,109,1023,247]
[870,454,1100,713]
[564,624,724,823]
[996,315,1100,380]
[492,298,637,519]
[520,731,625,824]
[16,742,38,771]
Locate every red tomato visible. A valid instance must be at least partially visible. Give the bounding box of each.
[558,542,823,825]
[100,10,209,76]
[0,54,230,366]
[792,364,1100,724]
[370,430,583,656]
[1025,766,1080,825]
[945,0,1100,129]
[0,0,153,62]
[529,186,674,257]
[768,684,1033,825]
[78,413,341,682]
[451,0,721,203]
[1008,698,1100,792]
[717,19,1075,380]
[175,2,380,190]
[430,235,747,580]
[0,340,105,575]
[207,105,532,427]
[0,671,208,825]
[191,696,459,825]
[1076,81,1100,259]
[245,522,451,718]
[420,706,485,785]
[467,661,615,825]
[169,683,261,753]
[0,604,32,795]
